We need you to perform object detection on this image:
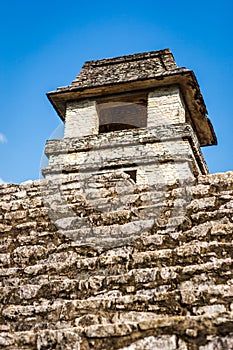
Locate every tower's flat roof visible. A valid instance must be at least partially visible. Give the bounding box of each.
[70,48,179,88]
[47,49,217,146]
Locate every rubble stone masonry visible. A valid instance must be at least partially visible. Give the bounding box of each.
[0,171,233,349]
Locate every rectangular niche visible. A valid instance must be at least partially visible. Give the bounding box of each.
[97,93,148,133]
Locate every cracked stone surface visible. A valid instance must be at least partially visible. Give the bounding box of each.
[0,171,233,349]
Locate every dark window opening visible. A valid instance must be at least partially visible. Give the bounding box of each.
[124,170,137,182]
[99,123,138,133]
[97,94,147,134]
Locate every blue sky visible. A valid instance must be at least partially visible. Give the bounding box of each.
[0,0,232,184]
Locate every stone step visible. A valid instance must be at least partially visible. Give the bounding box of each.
[0,313,233,349]
[1,257,232,308]
[0,327,82,350]
[2,234,232,277]
[1,214,232,260]
[2,281,233,327]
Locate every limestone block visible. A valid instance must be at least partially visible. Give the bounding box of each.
[187,196,216,213]
[4,209,27,221]
[148,86,185,127]
[12,245,47,265]
[64,100,98,138]
[119,335,177,350]
[200,334,233,350]
[36,330,81,350]
[14,190,27,199]
[192,304,226,316]
[0,334,15,347]
[0,253,10,266]
[85,322,138,338]
[0,223,12,232]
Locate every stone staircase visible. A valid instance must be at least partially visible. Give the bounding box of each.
[0,171,233,349]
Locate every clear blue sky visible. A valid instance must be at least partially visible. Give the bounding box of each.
[0,0,232,184]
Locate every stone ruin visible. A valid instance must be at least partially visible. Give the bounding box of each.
[0,49,233,349]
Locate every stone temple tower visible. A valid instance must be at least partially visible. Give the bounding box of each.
[43,49,217,185]
[2,50,233,350]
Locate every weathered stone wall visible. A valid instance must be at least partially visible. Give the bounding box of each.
[47,139,195,181]
[64,86,186,138]
[0,171,233,349]
[48,48,216,148]
[147,86,185,127]
[44,123,208,184]
[64,100,99,138]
